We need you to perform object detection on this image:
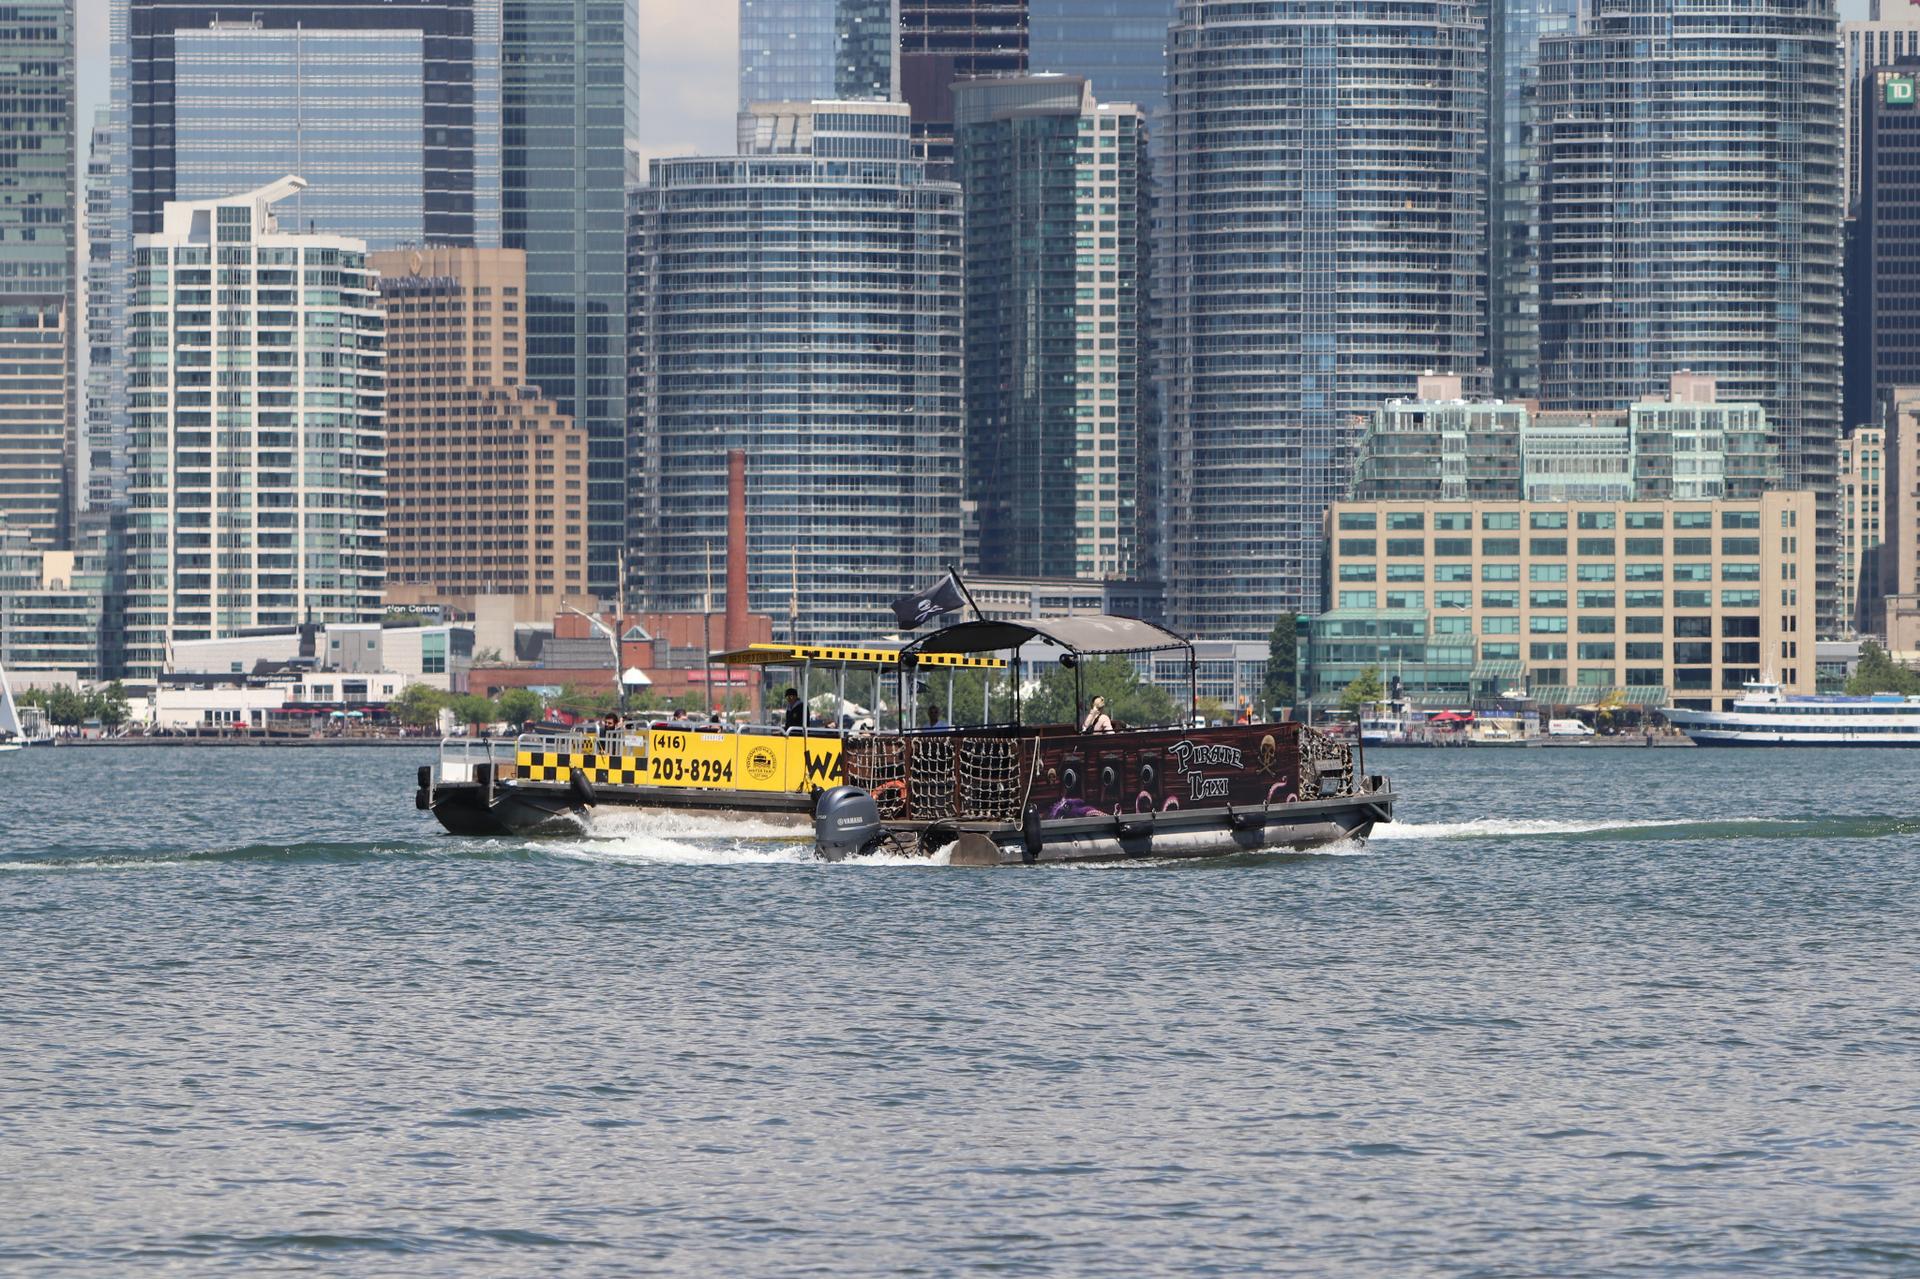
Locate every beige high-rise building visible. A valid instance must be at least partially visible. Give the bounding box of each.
[1838,426,1887,635]
[1878,389,1920,653]
[372,247,588,603]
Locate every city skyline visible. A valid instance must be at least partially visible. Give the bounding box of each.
[67,0,1878,174]
[7,0,1902,688]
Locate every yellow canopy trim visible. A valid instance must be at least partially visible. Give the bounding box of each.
[713,642,1005,669]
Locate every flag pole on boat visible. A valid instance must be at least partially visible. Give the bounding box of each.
[946,564,982,622]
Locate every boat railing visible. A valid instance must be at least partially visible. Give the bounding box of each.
[514,728,647,762]
[438,735,517,783]
[842,722,1361,825]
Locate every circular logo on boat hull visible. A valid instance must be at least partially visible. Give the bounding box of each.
[745,745,778,781]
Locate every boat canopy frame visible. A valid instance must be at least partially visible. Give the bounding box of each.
[707,641,1008,735]
[895,615,1198,730]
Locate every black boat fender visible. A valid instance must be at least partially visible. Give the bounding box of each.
[415,765,434,810]
[1020,803,1045,864]
[569,769,599,808]
[1228,806,1267,831]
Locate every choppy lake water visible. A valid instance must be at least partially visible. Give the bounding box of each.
[3,743,1918,1276]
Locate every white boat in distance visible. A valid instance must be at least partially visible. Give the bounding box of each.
[0,660,23,752]
[1665,680,1920,746]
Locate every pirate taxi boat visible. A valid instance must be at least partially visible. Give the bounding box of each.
[811,615,1394,865]
[416,640,1004,836]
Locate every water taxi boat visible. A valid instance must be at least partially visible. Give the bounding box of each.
[1664,680,1920,746]
[810,616,1393,865]
[417,641,1005,836]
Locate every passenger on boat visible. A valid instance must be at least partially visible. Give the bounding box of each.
[1082,697,1114,734]
[925,703,950,731]
[783,688,804,728]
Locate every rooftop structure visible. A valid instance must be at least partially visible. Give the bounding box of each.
[1350,373,1777,507]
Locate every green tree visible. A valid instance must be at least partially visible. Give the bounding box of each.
[1263,614,1298,713]
[389,683,449,728]
[28,685,91,726]
[1339,666,1386,713]
[449,693,499,728]
[552,683,618,719]
[91,682,130,728]
[494,687,543,727]
[1019,655,1179,729]
[1846,640,1920,696]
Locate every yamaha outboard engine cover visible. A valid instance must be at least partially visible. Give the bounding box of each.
[813,786,882,861]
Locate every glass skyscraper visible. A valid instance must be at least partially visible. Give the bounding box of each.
[628,102,964,639]
[953,74,1148,581]
[501,0,635,599]
[1487,0,1577,399]
[170,27,428,247]
[1026,0,1168,121]
[899,0,1027,170]
[113,0,502,247]
[0,0,76,547]
[1536,0,1845,631]
[1844,2,1920,214]
[85,106,116,512]
[105,0,503,541]
[1160,0,1488,640]
[739,0,897,107]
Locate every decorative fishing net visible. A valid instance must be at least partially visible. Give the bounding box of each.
[908,735,956,819]
[956,736,1024,822]
[843,734,909,817]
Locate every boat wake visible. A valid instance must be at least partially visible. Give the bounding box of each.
[1372,815,1920,843]
[574,807,805,842]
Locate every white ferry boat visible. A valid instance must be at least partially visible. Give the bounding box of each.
[1664,681,1920,746]
[1360,712,1415,747]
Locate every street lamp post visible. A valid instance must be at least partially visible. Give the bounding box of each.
[563,603,623,713]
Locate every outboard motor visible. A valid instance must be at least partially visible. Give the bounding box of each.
[813,785,883,861]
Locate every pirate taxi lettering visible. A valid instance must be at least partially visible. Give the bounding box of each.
[1168,739,1243,801]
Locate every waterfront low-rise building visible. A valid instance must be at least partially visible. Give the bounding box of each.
[167,620,474,693]
[1300,494,1818,713]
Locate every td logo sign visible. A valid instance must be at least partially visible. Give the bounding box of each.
[1888,76,1916,106]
